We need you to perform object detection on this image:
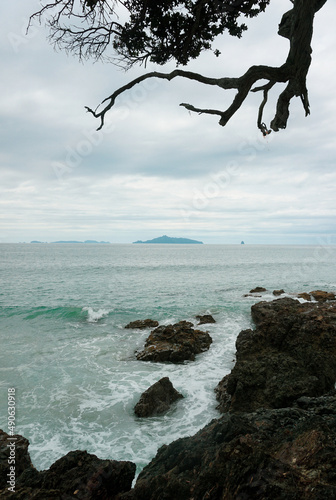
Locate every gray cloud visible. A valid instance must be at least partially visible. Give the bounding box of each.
[0,1,335,243]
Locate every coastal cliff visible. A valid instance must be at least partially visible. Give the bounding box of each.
[1,296,336,499]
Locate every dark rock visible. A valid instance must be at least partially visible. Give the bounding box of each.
[120,393,336,500]
[298,292,312,301]
[196,314,216,325]
[39,450,135,499]
[310,290,336,302]
[272,289,285,296]
[215,298,336,413]
[125,319,159,329]
[134,377,184,417]
[0,487,63,498]
[249,286,267,293]
[0,430,136,499]
[136,321,212,363]
[0,431,34,489]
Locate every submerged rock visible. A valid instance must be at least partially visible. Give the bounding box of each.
[0,430,136,499]
[121,393,336,500]
[125,319,159,329]
[215,297,336,413]
[134,377,184,417]
[196,314,216,325]
[136,321,212,362]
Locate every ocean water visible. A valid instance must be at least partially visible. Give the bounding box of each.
[1,243,336,476]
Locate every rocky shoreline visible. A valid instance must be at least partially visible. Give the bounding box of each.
[1,291,336,499]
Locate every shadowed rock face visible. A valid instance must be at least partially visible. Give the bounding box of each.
[0,430,136,499]
[134,377,184,417]
[136,321,212,362]
[120,393,336,500]
[0,432,33,490]
[215,298,336,413]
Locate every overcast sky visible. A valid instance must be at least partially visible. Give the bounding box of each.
[0,1,335,244]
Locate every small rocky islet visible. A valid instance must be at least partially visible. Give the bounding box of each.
[2,290,336,499]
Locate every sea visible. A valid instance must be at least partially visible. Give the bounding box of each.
[1,243,336,477]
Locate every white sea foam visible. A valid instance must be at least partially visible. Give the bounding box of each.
[82,306,110,322]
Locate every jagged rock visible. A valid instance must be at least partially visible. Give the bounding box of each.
[0,431,34,490]
[196,314,216,325]
[134,377,184,417]
[215,298,336,413]
[0,430,136,499]
[249,286,267,293]
[136,321,212,363]
[298,292,312,301]
[40,450,135,499]
[272,289,285,296]
[120,393,336,500]
[125,319,159,329]
[310,290,336,302]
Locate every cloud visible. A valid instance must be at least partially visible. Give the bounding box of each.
[0,0,335,243]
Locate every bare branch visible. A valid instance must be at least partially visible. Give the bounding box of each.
[179,103,224,118]
[251,81,276,135]
[32,1,328,136]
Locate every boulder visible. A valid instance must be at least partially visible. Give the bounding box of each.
[249,286,267,293]
[0,430,136,499]
[310,290,336,302]
[134,377,184,417]
[196,314,216,325]
[125,319,159,329]
[215,298,336,413]
[120,393,336,500]
[272,289,284,296]
[136,321,212,363]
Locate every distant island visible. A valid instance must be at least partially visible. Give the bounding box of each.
[133,235,203,244]
[30,240,110,244]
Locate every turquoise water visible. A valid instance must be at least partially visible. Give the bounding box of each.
[0,243,335,475]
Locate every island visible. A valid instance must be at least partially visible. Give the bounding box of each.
[133,235,203,244]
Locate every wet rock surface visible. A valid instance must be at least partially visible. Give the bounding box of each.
[134,377,184,417]
[125,319,159,329]
[215,297,336,413]
[136,321,212,362]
